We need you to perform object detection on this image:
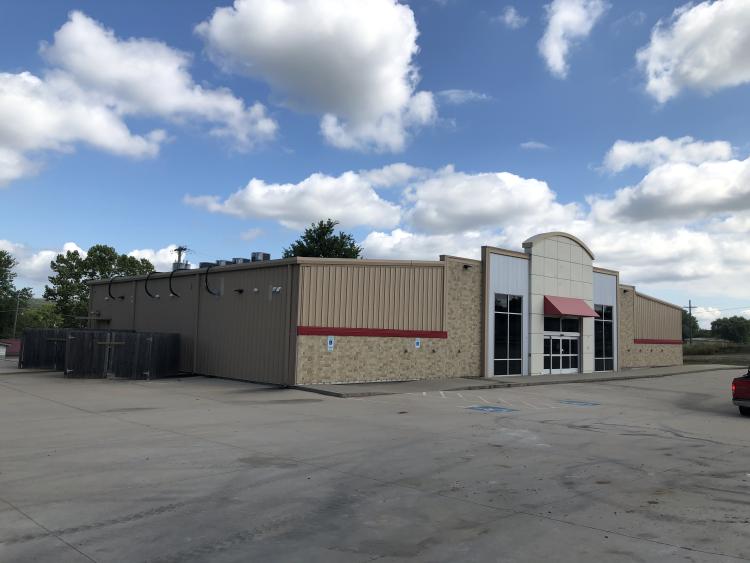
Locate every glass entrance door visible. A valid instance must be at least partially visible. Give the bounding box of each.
[543,336,579,374]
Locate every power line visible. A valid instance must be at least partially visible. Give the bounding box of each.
[697,305,750,312]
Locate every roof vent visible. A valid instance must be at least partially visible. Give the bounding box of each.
[251,252,271,262]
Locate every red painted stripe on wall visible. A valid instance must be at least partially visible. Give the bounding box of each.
[633,339,683,345]
[297,326,448,339]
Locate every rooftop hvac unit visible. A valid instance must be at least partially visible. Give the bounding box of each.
[251,252,271,262]
[233,257,251,264]
[172,261,191,271]
[199,261,215,268]
[216,260,230,266]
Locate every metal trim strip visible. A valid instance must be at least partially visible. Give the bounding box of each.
[297,326,448,338]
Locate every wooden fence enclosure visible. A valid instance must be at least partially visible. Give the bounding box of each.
[20,329,180,379]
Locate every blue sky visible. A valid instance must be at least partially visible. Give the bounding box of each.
[2,0,750,326]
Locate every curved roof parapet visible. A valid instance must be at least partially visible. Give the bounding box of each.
[522,232,595,260]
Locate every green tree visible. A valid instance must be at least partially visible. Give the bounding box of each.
[682,310,699,341]
[0,250,32,338]
[18,302,63,331]
[44,245,154,327]
[711,316,750,344]
[282,219,362,259]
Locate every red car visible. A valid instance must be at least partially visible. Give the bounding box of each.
[732,368,750,417]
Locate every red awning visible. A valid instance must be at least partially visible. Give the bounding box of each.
[544,296,599,318]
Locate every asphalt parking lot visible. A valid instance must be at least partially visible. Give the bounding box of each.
[1,368,749,562]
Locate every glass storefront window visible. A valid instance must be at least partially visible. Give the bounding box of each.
[595,304,614,371]
[494,293,523,375]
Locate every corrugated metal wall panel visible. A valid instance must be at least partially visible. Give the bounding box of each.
[195,265,293,384]
[88,264,297,385]
[132,275,198,373]
[634,293,681,340]
[298,263,445,331]
[89,280,138,331]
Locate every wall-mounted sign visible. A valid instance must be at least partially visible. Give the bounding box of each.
[327,336,335,352]
[415,338,421,349]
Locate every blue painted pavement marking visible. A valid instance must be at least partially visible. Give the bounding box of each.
[467,406,517,414]
[558,400,600,407]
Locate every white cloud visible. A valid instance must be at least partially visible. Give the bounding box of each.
[405,166,579,234]
[577,226,723,284]
[590,156,750,223]
[184,167,402,230]
[0,71,165,187]
[603,136,734,173]
[362,229,498,261]
[496,6,528,29]
[127,245,179,272]
[539,0,608,79]
[358,163,428,188]
[437,89,491,105]
[611,10,646,32]
[43,11,276,148]
[196,0,435,152]
[0,148,37,186]
[240,228,263,241]
[0,240,85,291]
[694,306,721,329]
[0,12,275,187]
[637,0,750,103]
[319,92,436,152]
[1,241,185,294]
[187,136,750,300]
[520,141,550,150]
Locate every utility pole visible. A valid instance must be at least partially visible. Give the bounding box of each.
[684,299,698,345]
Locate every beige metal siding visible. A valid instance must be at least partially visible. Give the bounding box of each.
[298,263,445,330]
[634,293,682,340]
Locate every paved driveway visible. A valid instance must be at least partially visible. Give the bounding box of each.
[1,369,748,562]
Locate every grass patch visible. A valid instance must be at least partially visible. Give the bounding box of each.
[684,341,750,356]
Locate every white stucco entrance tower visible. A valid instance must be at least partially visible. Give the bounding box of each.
[523,232,597,376]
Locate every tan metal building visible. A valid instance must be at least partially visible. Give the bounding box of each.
[88,232,682,385]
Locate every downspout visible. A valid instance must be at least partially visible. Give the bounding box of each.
[131,280,137,331]
[481,247,489,378]
[193,270,201,374]
[284,264,292,386]
[527,250,532,376]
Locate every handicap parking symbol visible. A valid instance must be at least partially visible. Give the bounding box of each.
[467,405,517,414]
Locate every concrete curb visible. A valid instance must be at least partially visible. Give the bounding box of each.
[0,369,62,376]
[295,366,741,398]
